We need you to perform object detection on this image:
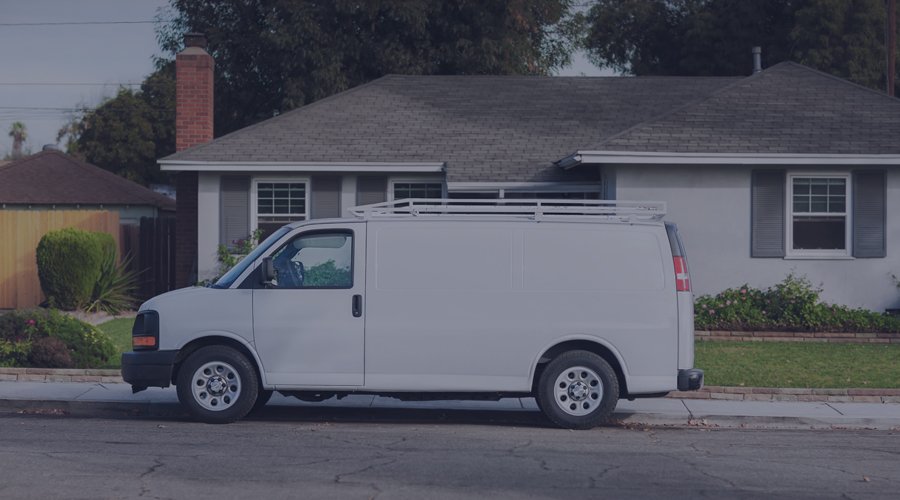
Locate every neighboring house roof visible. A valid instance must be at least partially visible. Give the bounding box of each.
[162,62,900,182]
[592,62,900,155]
[0,150,175,210]
[162,75,738,182]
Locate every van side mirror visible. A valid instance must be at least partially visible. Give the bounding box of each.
[261,257,276,285]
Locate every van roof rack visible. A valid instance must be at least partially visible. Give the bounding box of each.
[349,198,667,221]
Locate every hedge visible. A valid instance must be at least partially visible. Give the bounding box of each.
[36,228,108,310]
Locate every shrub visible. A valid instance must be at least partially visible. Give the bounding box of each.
[696,274,900,333]
[0,309,115,368]
[36,228,104,310]
[28,337,74,369]
[86,248,139,315]
[216,229,264,277]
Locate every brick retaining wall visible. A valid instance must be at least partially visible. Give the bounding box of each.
[0,368,122,383]
[669,386,900,404]
[697,331,900,344]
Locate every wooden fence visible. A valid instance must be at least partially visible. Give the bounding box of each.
[121,215,177,300]
[0,210,120,309]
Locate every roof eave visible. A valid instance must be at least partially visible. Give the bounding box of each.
[158,160,447,173]
[559,150,900,167]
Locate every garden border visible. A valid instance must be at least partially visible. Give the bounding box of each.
[697,331,900,344]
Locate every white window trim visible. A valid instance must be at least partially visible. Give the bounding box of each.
[785,172,852,259]
[250,176,311,233]
[387,176,446,201]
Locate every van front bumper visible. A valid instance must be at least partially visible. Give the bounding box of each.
[121,350,178,392]
[677,368,704,391]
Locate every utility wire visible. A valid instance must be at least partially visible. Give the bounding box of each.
[0,82,144,86]
[0,20,167,27]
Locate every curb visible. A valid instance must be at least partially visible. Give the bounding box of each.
[0,399,186,419]
[3,398,898,431]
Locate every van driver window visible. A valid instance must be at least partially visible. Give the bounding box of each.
[269,232,353,289]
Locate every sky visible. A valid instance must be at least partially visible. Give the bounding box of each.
[0,0,610,158]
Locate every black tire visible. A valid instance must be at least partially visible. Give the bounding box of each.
[535,350,619,430]
[176,346,259,424]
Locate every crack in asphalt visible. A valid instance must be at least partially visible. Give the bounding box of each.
[333,458,398,499]
[138,457,165,499]
[826,403,845,416]
[681,400,695,419]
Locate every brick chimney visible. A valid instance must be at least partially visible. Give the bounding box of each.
[175,33,214,286]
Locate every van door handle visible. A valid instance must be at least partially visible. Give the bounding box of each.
[352,294,362,317]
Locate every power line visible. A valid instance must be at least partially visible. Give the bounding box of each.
[0,106,88,111]
[0,20,167,27]
[0,82,144,86]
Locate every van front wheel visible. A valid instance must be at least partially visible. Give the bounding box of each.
[176,346,259,424]
[536,351,618,429]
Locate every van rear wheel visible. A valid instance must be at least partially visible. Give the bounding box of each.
[176,346,259,424]
[536,350,618,429]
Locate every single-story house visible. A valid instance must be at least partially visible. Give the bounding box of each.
[164,35,899,311]
[0,149,175,222]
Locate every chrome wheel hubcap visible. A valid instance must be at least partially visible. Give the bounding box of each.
[191,361,242,412]
[554,366,603,416]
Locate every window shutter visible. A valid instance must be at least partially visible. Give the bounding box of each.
[219,175,250,249]
[751,170,785,257]
[356,175,387,205]
[852,170,886,258]
[311,175,342,219]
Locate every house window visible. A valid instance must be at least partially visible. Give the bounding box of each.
[788,174,850,256]
[255,181,308,239]
[392,182,443,200]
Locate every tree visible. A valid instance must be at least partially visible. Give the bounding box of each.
[58,64,175,185]
[7,121,28,160]
[583,0,894,93]
[157,0,582,135]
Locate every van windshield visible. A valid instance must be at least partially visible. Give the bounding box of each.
[213,227,291,289]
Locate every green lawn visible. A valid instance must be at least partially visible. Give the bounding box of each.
[97,317,135,368]
[696,341,900,388]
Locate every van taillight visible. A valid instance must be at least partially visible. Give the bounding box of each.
[673,256,691,292]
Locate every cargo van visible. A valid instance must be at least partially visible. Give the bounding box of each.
[122,199,703,428]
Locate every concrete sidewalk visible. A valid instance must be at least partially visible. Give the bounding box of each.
[2,381,900,430]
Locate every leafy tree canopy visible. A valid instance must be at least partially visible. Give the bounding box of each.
[584,0,893,92]
[59,64,175,185]
[158,0,582,135]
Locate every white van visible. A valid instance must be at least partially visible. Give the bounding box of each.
[122,199,703,428]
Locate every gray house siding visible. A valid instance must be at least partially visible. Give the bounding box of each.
[614,164,899,311]
[220,175,250,247]
[311,175,342,219]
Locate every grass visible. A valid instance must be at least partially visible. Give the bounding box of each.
[696,341,900,388]
[97,317,135,369]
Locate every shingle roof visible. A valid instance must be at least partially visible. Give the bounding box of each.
[163,62,900,182]
[0,150,175,210]
[596,62,900,154]
[163,75,738,182]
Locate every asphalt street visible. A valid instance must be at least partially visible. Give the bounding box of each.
[1,410,898,499]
